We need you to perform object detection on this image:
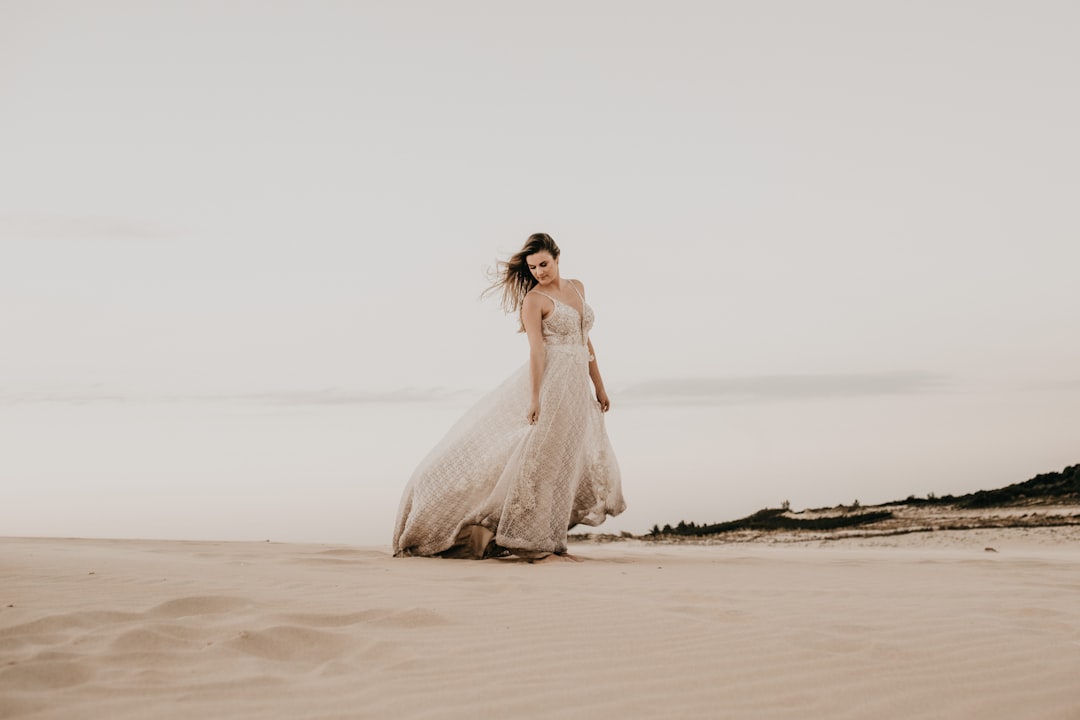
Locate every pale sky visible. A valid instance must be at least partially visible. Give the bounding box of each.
[2,1,1078,544]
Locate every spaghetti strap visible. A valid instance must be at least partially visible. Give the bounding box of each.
[569,280,585,304]
[532,289,557,303]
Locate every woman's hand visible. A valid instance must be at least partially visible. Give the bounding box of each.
[526,400,540,424]
[596,388,610,413]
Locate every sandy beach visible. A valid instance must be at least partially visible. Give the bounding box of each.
[3,531,1079,720]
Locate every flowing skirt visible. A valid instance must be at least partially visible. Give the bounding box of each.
[392,344,625,558]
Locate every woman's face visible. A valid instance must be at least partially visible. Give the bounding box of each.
[526,251,558,285]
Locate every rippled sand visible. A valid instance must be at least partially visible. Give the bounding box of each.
[3,531,1079,719]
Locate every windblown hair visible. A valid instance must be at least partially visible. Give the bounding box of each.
[484,233,561,332]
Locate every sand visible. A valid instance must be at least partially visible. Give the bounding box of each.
[2,531,1079,719]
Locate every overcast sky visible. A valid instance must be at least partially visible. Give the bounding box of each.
[2,1,1077,544]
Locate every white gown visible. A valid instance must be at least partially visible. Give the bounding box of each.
[392,283,625,558]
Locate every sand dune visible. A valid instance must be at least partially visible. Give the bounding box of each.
[2,532,1079,719]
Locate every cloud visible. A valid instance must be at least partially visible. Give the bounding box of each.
[0,386,469,407]
[4,374,950,408]
[0,390,133,406]
[230,387,468,406]
[0,214,169,243]
[620,372,948,406]
[1024,377,1080,392]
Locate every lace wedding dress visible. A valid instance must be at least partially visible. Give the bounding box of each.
[393,283,625,559]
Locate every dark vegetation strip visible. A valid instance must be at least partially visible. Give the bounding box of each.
[653,508,894,537]
[884,463,1080,508]
[648,463,1079,539]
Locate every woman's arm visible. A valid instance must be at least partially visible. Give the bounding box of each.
[586,337,610,412]
[574,280,611,413]
[521,292,547,423]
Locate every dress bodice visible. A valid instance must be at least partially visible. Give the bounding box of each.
[540,295,593,347]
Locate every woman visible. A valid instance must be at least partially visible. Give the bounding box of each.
[392,233,625,561]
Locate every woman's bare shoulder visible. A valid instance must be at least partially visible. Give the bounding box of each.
[522,290,549,310]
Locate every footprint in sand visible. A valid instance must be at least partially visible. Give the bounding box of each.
[0,659,95,691]
[227,625,350,663]
[148,596,252,619]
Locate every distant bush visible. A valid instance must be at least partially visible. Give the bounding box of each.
[958,464,1080,508]
[647,462,1079,538]
[886,493,956,507]
[656,508,893,536]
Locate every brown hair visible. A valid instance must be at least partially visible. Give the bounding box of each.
[484,233,561,331]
